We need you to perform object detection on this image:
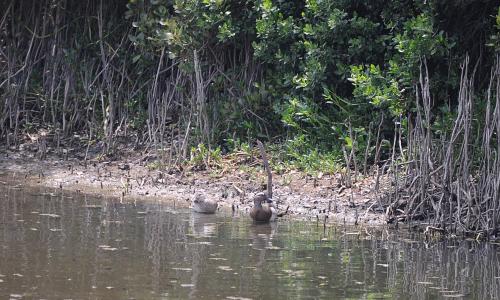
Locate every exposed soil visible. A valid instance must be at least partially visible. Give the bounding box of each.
[0,140,391,225]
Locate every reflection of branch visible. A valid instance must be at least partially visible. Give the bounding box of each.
[189,246,200,300]
[251,224,277,272]
[256,247,267,270]
[253,232,268,270]
[256,140,272,198]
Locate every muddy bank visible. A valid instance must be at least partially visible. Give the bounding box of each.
[0,146,390,225]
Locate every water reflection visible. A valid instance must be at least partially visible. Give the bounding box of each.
[0,183,499,299]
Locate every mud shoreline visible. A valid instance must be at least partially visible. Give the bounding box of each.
[0,146,389,225]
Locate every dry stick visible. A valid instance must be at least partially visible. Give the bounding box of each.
[256,140,272,199]
[475,66,499,233]
[408,66,423,220]
[490,57,500,230]
[97,1,126,153]
[374,114,384,168]
[193,50,210,146]
[342,145,352,188]
[150,47,165,147]
[17,11,38,143]
[47,14,60,130]
[480,67,494,230]
[159,78,176,146]
[406,114,414,187]
[348,121,358,182]
[0,2,13,82]
[363,121,373,175]
[180,120,192,162]
[84,121,93,163]
[459,63,471,227]
[0,2,33,89]
[403,57,500,236]
[422,63,432,186]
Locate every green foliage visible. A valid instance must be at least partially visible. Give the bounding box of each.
[349,13,449,118]
[349,64,404,117]
[189,143,223,170]
[276,134,341,175]
[127,0,255,59]
[4,0,499,173]
[224,138,252,155]
[123,0,499,170]
[251,0,421,148]
[487,6,500,50]
[395,14,447,61]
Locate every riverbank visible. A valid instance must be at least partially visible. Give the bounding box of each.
[0,142,391,225]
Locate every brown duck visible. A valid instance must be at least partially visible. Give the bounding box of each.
[250,192,275,223]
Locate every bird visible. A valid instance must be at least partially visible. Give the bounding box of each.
[250,192,276,223]
[192,193,218,214]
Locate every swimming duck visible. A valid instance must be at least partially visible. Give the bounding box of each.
[250,192,276,223]
[192,193,218,214]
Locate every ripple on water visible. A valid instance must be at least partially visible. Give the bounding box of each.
[1,184,500,300]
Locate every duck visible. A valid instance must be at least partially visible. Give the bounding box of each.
[250,192,276,223]
[192,193,218,214]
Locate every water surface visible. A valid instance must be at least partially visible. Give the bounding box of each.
[1,182,499,299]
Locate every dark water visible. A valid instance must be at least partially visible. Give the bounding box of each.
[1,183,500,299]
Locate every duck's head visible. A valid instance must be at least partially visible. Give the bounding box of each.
[193,193,205,203]
[253,192,268,207]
